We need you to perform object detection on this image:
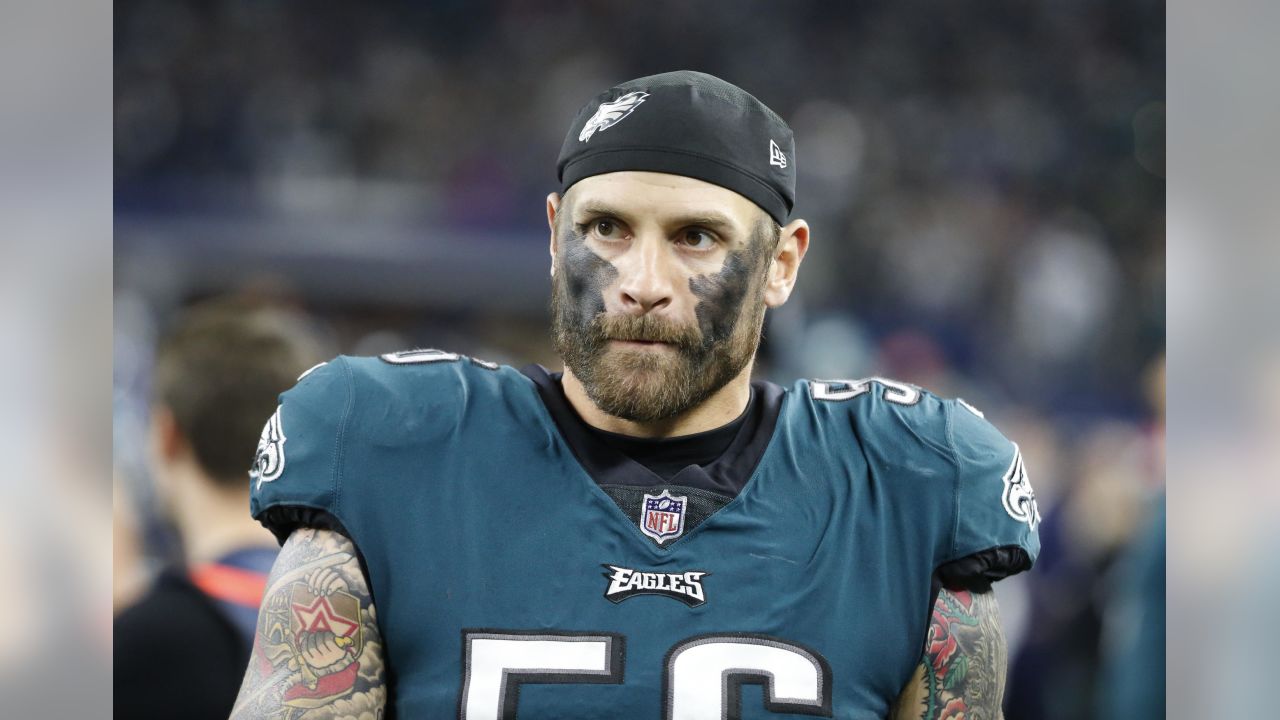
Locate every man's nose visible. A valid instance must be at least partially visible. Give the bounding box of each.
[614,235,675,315]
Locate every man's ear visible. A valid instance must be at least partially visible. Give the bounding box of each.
[149,405,187,463]
[546,192,561,277]
[764,218,810,308]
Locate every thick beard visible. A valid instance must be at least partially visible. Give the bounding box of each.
[551,275,765,423]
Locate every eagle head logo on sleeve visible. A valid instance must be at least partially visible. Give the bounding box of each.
[1001,444,1041,530]
[250,405,287,490]
[578,91,650,142]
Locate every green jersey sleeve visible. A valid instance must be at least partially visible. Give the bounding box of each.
[945,398,1041,575]
[248,357,354,542]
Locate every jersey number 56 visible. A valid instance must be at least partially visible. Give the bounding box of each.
[460,630,832,719]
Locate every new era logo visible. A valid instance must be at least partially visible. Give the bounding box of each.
[769,139,787,169]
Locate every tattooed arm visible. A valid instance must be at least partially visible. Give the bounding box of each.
[891,589,1008,720]
[230,528,386,720]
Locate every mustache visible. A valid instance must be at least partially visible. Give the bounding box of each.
[591,313,701,348]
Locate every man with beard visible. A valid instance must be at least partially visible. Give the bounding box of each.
[233,71,1039,720]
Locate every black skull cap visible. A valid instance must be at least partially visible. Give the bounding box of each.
[557,70,795,225]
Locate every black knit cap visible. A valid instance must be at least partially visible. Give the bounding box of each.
[557,70,796,225]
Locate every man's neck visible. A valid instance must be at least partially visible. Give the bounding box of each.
[560,362,754,439]
[172,465,278,565]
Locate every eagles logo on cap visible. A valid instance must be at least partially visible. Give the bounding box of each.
[578,91,649,143]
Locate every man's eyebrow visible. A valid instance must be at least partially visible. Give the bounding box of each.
[572,203,742,234]
[573,202,628,221]
[672,213,738,232]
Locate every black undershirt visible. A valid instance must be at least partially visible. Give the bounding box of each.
[583,392,752,481]
[521,365,777,497]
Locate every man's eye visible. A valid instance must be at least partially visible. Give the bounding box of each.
[594,219,619,238]
[680,229,716,250]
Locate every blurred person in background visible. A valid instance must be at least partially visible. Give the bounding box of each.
[1006,353,1164,720]
[114,298,323,720]
[1195,349,1280,718]
[232,71,1040,720]
[1096,493,1164,719]
[1096,352,1165,720]
[114,471,147,614]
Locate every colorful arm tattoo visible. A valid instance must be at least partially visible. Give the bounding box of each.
[230,528,387,720]
[891,588,1008,720]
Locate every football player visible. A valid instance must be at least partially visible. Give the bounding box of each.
[232,71,1039,720]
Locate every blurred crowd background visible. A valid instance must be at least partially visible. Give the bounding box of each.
[113,1,1165,718]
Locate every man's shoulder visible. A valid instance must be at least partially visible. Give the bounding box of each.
[785,375,1039,574]
[296,349,510,392]
[786,375,971,448]
[281,349,524,422]
[782,375,1019,486]
[250,349,536,513]
[349,349,531,437]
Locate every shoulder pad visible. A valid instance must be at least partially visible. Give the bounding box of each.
[249,350,512,538]
[340,349,506,445]
[807,376,953,460]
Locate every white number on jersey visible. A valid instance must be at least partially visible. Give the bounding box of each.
[381,348,499,369]
[460,632,623,720]
[810,377,921,405]
[459,630,832,719]
[380,349,461,364]
[666,634,832,719]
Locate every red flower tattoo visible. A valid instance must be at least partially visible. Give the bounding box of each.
[928,619,960,673]
[928,590,974,673]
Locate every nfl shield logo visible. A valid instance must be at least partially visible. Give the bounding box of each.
[641,490,687,544]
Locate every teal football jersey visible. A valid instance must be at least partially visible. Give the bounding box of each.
[250,350,1039,719]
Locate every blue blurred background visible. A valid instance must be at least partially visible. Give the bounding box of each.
[113,2,1166,717]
